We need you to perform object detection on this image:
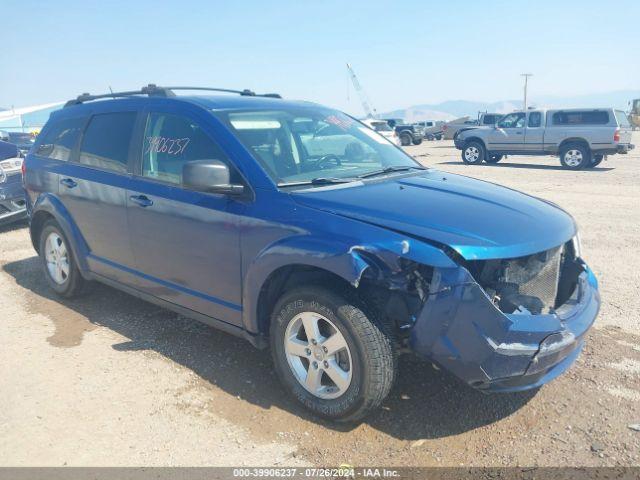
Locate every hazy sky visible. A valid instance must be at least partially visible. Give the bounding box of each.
[2,0,638,115]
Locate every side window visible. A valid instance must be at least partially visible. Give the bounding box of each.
[497,113,526,128]
[552,110,609,125]
[35,117,85,161]
[79,113,136,173]
[528,112,542,128]
[141,113,233,185]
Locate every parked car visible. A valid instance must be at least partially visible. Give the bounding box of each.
[441,116,474,139]
[0,140,27,226]
[25,85,600,421]
[361,118,400,145]
[413,120,443,140]
[444,113,502,141]
[6,131,36,156]
[382,118,423,146]
[454,108,635,169]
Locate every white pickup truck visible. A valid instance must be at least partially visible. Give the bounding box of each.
[454,108,634,169]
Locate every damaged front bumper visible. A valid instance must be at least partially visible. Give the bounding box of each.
[408,261,599,392]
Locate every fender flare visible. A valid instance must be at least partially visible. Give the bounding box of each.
[30,194,91,276]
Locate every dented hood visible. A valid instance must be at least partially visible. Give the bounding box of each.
[291,172,576,260]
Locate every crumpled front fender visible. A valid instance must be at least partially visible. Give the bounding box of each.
[242,232,457,334]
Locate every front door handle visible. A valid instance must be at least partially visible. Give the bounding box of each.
[60,178,78,189]
[129,194,154,207]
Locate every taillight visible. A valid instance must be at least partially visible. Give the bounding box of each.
[613,129,620,142]
[21,158,26,177]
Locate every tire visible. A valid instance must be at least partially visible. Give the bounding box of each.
[426,134,435,141]
[38,220,85,297]
[589,154,604,167]
[435,134,442,140]
[412,138,422,145]
[559,143,591,170]
[461,140,485,165]
[400,133,412,146]
[270,286,396,422]
[485,154,503,164]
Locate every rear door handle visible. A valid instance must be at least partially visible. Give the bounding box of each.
[60,178,78,189]
[129,194,154,207]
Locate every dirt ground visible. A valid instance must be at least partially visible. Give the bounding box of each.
[1,133,639,467]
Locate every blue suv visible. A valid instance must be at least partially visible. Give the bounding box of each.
[24,85,600,421]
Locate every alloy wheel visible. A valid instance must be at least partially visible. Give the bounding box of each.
[564,149,583,167]
[44,232,70,285]
[464,146,480,162]
[283,311,353,400]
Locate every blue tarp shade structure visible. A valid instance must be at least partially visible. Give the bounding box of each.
[0,102,63,132]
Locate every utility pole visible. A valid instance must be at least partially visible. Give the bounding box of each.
[521,73,533,110]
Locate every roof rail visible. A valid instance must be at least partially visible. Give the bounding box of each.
[64,84,281,107]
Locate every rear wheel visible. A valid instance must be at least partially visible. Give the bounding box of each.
[412,137,422,145]
[461,141,485,165]
[559,143,591,170]
[485,154,503,164]
[38,220,85,297]
[270,286,395,422]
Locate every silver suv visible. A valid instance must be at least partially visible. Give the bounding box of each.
[454,108,634,169]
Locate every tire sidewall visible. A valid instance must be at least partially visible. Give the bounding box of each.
[400,133,411,146]
[270,288,371,420]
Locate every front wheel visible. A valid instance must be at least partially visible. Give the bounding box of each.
[400,133,412,146]
[461,141,485,165]
[270,286,395,422]
[412,138,422,145]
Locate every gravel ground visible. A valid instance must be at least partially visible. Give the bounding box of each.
[0,133,639,467]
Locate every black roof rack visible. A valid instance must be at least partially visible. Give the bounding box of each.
[64,84,282,107]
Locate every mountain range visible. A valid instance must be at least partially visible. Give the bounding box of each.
[380,90,640,123]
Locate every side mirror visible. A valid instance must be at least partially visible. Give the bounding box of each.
[182,160,245,195]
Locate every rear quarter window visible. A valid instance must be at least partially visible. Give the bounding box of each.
[551,110,610,125]
[35,117,86,161]
[78,112,136,173]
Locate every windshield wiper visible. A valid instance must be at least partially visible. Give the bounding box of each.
[357,165,426,179]
[277,177,357,187]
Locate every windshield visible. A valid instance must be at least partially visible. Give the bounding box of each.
[217,108,420,185]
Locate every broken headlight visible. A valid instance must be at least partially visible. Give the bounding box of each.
[571,234,582,259]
